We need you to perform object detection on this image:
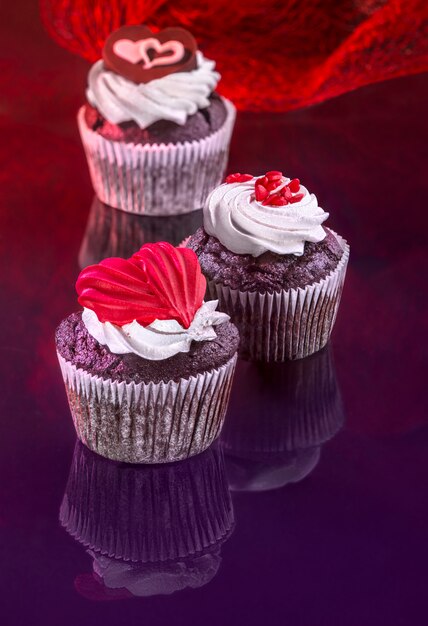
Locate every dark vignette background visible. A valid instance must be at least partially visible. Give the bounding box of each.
[1,3,427,626]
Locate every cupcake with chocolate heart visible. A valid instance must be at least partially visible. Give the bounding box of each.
[55,242,239,463]
[187,171,350,361]
[79,25,236,216]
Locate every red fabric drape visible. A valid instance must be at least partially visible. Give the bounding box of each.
[40,0,428,110]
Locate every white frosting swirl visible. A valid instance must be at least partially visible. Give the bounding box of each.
[204,178,329,257]
[82,301,229,361]
[86,52,220,129]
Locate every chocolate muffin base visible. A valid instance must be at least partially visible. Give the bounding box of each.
[84,93,227,145]
[187,227,344,293]
[56,312,239,385]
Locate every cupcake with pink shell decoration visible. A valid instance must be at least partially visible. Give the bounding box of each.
[55,241,239,463]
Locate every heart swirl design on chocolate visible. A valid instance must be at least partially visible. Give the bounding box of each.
[113,38,185,69]
[103,25,198,84]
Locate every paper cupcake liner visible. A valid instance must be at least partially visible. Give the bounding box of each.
[221,345,344,457]
[60,440,234,563]
[77,98,236,216]
[78,197,202,268]
[57,352,237,464]
[206,233,350,361]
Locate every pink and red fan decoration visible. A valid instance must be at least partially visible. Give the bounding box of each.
[76,242,206,329]
[40,0,428,111]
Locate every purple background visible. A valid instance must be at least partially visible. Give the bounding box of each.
[1,3,428,625]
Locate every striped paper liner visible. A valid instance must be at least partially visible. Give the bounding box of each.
[57,352,237,464]
[206,234,350,361]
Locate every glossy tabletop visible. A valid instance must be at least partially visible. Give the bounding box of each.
[1,4,428,626]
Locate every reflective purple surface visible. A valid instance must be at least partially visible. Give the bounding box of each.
[1,5,428,625]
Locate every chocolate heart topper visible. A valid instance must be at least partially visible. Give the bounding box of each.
[103,25,198,84]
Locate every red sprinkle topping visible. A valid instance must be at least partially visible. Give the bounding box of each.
[255,183,268,201]
[288,178,300,192]
[225,173,254,183]
[225,171,304,207]
[254,172,302,206]
[265,171,282,181]
[76,242,206,329]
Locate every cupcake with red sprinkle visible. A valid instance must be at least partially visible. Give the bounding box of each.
[187,171,350,361]
[55,242,239,463]
[78,25,236,215]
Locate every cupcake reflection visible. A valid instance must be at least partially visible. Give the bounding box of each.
[78,196,202,268]
[76,550,222,599]
[222,344,344,491]
[60,441,234,598]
